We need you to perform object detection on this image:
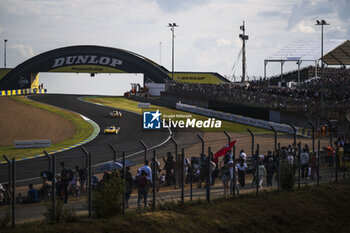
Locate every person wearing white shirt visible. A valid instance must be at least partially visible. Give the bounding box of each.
[237,159,248,187]
[287,153,294,166]
[300,149,310,179]
[0,183,4,202]
[138,160,152,183]
[239,150,247,162]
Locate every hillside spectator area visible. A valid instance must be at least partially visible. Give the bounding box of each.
[165,67,350,120]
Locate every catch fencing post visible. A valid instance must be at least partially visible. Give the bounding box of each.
[140,140,148,164]
[256,144,259,199]
[52,154,56,223]
[298,142,301,190]
[324,117,333,148]
[289,124,297,145]
[335,146,338,183]
[109,144,117,162]
[81,146,92,218]
[190,165,193,201]
[317,140,320,187]
[233,145,236,198]
[278,143,281,191]
[123,151,126,215]
[206,146,211,203]
[309,120,315,153]
[152,150,156,212]
[345,116,350,142]
[197,134,205,155]
[11,158,15,228]
[181,148,185,205]
[343,144,346,181]
[44,151,55,223]
[247,128,255,159]
[224,131,231,144]
[88,151,92,218]
[3,155,11,195]
[44,150,51,171]
[170,136,179,186]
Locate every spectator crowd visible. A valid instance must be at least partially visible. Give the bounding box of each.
[1,136,346,209]
[166,67,350,115]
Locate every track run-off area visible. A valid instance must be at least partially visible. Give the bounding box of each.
[0,94,186,186]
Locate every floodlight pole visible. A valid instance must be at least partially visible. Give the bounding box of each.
[239,21,249,82]
[316,20,329,117]
[4,39,7,68]
[168,23,179,81]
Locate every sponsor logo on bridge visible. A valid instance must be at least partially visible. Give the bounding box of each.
[52,55,123,69]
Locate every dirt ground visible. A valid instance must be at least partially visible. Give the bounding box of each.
[0,97,76,146]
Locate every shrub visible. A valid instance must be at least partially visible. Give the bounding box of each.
[276,159,296,191]
[43,198,77,223]
[0,208,10,227]
[92,176,124,217]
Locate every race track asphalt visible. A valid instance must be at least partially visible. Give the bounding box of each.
[0,94,200,186]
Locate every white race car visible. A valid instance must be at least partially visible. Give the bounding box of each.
[109,110,122,118]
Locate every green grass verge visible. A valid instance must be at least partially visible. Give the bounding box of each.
[84,97,270,133]
[2,181,350,232]
[0,96,93,161]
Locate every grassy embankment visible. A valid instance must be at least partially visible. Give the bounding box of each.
[2,181,350,233]
[85,97,270,134]
[0,96,93,161]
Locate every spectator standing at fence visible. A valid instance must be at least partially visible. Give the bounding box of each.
[300,149,310,179]
[239,150,247,162]
[221,163,230,195]
[150,158,161,192]
[136,170,149,208]
[256,161,267,189]
[138,160,152,185]
[251,151,258,187]
[174,156,182,189]
[69,171,80,197]
[198,154,208,188]
[309,152,317,180]
[237,159,247,187]
[265,151,272,166]
[326,146,335,167]
[163,152,174,185]
[76,166,87,195]
[266,158,275,187]
[292,153,298,176]
[60,162,70,204]
[124,167,133,208]
[209,157,217,186]
[229,161,238,194]
[91,173,98,191]
[184,157,191,184]
[0,183,4,203]
[212,159,219,186]
[223,151,231,165]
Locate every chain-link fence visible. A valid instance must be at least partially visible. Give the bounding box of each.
[1,129,349,227]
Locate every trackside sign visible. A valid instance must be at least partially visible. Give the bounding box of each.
[15,139,51,149]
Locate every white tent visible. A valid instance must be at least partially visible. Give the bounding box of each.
[264,39,350,83]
